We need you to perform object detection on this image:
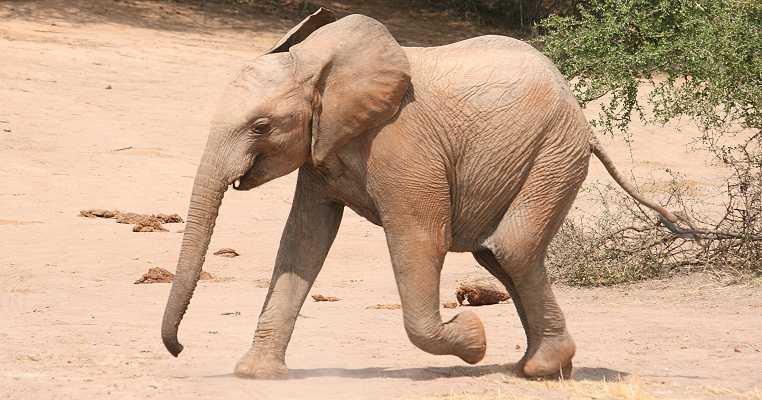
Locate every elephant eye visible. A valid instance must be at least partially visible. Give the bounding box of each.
[250,118,272,135]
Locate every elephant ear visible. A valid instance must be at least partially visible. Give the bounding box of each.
[267,7,336,54]
[290,15,411,167]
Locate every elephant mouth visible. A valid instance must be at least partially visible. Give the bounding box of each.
[232,157,259,191]
[232,168,256,191]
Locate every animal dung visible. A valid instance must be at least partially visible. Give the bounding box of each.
[311,294,340,302]
[80,209,183,232]
[455,278,510,306]
[80,209,116,218]
[213,248,240,257]
[134,267,174,284]
[134,267,214,284]
[366,303,401,310]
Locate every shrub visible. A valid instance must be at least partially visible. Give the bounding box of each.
[539,0,761,284]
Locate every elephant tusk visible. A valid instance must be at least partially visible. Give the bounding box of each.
[233,179,240,189]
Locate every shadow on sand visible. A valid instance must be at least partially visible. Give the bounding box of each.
[289,364,629,382]
[1,0,292,34]
[1,0,508,47]
[206,364,629,382]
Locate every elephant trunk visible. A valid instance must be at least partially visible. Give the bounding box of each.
[161,155,228,357]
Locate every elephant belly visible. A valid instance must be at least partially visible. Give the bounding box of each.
[344,200,382,226]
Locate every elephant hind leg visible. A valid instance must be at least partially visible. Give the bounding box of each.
[473,248,574,379]
[475,165,583,379]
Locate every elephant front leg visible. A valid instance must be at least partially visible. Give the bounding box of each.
[235,170,344,379]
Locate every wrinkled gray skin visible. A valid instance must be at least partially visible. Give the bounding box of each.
[161,9,681,380]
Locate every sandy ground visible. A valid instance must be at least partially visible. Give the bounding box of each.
[1,1,760,399]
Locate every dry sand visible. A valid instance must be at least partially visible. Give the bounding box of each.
[1,1,760,399]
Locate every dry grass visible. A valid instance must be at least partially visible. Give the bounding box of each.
[703,386,762,400]
[546,177,761,286]
[414,376,762,400]
[546,132,761,287]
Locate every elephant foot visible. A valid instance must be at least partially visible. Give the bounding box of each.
[447,311,487,364]
[518,333,575,380]
[234,351,288,380]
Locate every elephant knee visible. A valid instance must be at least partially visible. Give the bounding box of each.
[404,320,445,354]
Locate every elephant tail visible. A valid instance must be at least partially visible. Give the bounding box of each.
[589,135,686,232]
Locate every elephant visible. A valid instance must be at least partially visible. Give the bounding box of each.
[160,8,683,380]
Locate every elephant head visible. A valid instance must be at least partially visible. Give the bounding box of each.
[161,9,411,357]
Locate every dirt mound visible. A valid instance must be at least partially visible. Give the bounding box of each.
[134,267,214,284]
[456,278,510,306]
[80,209,183,232]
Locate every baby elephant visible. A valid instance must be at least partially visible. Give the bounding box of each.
[161,8,682,379]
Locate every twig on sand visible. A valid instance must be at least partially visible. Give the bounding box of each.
[312,294,340,302]
[112,146,134,152]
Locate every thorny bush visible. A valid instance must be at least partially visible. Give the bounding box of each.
[547,134,762,286]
